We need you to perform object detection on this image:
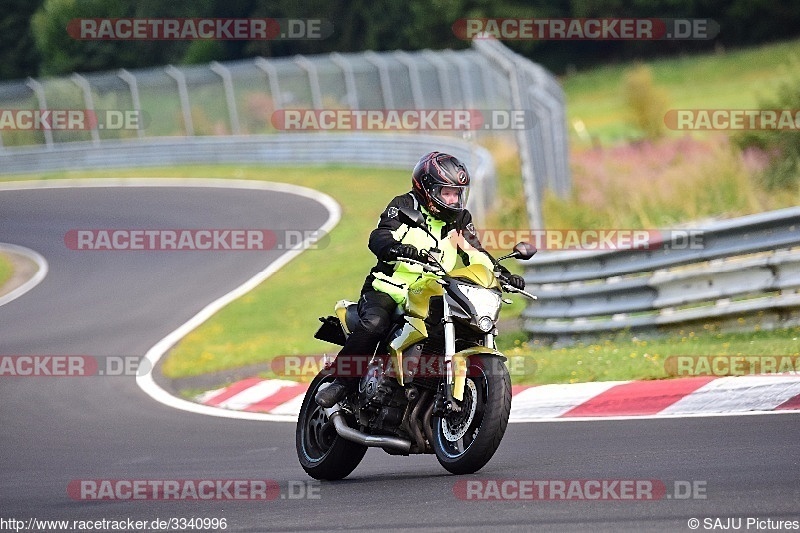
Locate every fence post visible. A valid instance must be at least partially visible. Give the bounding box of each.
[392,51,426,109]
[363,51,395,109]
[26,77,53,149]
[421,50,454,109]
[71,73,100,145]
[472,39,544,230]
[329,52,359,110]
[294,55,323,109]
[254,57,283,110]
[210,61,241,135]
[117,69,145,139]
[165,65,193,136]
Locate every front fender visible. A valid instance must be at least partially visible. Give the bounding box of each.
[451,347,506,401]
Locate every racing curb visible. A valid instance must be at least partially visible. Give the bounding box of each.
[190,374,800,422]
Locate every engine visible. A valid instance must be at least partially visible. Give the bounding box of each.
[356,359,406,431]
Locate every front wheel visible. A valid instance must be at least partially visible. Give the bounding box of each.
[295,372,367,480]
[431,355,511,475]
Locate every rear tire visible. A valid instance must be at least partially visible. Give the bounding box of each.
[295,373,367,480]
[431,355,511,475]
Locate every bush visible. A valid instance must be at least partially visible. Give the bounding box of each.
[544,136,773,230]
[734,57,800,190]
[623,64,670,141]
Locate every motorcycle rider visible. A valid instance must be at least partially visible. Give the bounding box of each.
[315,151,526,408]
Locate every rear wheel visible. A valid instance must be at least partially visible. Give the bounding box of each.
[295,373,367,480]
[431,355,511,475]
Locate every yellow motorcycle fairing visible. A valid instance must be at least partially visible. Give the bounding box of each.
[448,263,501,289]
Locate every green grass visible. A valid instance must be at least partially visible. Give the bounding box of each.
[0,164,530,379]
[0,253,13,288]
[499,327,800,386]
[561,38,800,146]
[5,40,800,386]
[4,163,796,386]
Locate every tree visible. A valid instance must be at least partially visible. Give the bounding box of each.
[0,0,44,79]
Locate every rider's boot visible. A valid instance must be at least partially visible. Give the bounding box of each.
[315,377,357,407]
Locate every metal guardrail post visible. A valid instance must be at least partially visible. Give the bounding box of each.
[293,55,323,109]
[117,69,145,139]
[478,55,500,108]
[391,51,426,109]
[210,61,241,135]
[254,57,283,109]
[70,73,100,145]
[521,62,570,197]
[421,50,454,109]
[472,37,543,230]
[164,65,193,136]
[363,51,395,109]
[443,50,475,109]
[25,77,54,149]
[329,52,360,110]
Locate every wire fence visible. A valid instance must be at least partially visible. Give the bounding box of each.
[0,39,569,228]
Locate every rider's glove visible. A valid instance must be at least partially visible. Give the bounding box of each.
[496,264,526,290]
[506,274,526,291]
[385,243,422,262]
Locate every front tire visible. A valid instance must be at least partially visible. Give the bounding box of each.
[431,355,511,475]
[296,373,367,480]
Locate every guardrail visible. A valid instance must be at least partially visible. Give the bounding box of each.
[521,207,800,344]
[0,41,569,229]
[0,133,496,223]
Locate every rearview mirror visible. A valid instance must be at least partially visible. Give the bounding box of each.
[512,242,537,260]
[397,207,426,228]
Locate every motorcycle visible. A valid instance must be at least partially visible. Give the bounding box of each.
[296,207,537,480]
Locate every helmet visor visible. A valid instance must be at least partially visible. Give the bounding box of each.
[431,184,469,211]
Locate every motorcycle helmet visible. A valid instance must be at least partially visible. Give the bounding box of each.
[411,151,470,223]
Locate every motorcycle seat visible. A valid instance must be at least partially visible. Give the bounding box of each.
[344,302,360,333]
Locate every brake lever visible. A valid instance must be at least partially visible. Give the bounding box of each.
[501,283,538,300]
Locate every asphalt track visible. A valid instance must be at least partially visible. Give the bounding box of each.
[1,180,798,532]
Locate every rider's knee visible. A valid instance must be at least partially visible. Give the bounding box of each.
[358,310,391,336]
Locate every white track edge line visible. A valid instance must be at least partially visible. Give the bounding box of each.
[0,178,336,422]
[0,243,49,307]
[4,178,799,424]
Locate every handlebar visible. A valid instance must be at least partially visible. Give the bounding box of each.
[393,257,538,300]
[500,283,538,300]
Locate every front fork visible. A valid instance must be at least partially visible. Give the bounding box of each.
[442,296,460,409]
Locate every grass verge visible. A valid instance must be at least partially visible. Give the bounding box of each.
[0,253,13,289]
[3,165,795,387]
[497,327,800,386]
[562,38,800,146]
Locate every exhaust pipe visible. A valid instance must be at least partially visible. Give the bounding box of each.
[324,406,411,453]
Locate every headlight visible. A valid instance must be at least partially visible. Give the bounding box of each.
[458,284,501,321]
[478,316,494,332]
